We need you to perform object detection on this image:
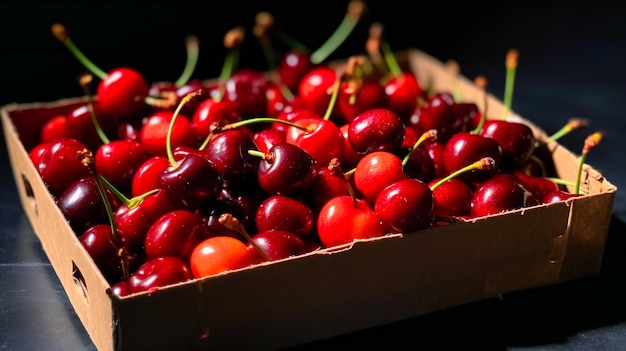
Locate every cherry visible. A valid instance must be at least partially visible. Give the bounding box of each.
[442,131,502,183]
[317,195,386,248]
[140,110,197,157]
[247,229,308,263]
[190,98,242,143]
[144,209,210,263]
[131,156,171,198]
[189,236,255,279]
[408,92,466,143]
[479,119,536,171]
[470,173,531,217]
[158,152,223,211]
[284,113,345,167]
[305,158,351,213]
[203,197,252,240]
[95,139,150,195]
[114,190,175,253]
[338,123,364,170]
[201,129,260,185]
[52,23,149,119]
[348,107,405,154]
[427,157,496,218]
[298,66,340,118]
[253,127,286,153]
[34,138,94,197]
[79,224,127,283]
[127,256,193,294]
[374,178,434,233]
[56,176,122,234]
[352,150,407,204]
[338,56,388,122]
[512,170,560,205]
[64,101,118,152]
[255,195,316,241]
[223,68,271,119]
[39,114,67,143]
[250,142,316,197]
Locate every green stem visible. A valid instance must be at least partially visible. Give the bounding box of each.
[174,35,200,88]
[310,1,365,64]
[502,49,518,121]
[52,23,108,80]
[401,129,437,167]
[323,75,342,121]
[430,157,495,191]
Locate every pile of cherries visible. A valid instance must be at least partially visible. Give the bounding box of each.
[29,3,599,296]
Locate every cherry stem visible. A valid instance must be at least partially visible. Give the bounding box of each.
[366,22,387,76]
[174,35,200,88]
[77,148,131,282]
[327,158,358,207]
[166,90,202,168]
[253,12,295,101]
[51,23,108,80]
[247,149,267,160]
[429,157,496,191]
[537,117,589,148]
[219,213,270,261]
[98,174,160,209]
[78,73,110,144]
[401,129,438,167]
[215,26,245,102]
[575,131,603,194]
[310,0,366,64]
[323,73,342,121]
[502,48,518,121]
[219,116,309,135]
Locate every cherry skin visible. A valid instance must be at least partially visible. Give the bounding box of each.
[427,178,474,218]
[353,151,407,204]
[222,68,270,119]
[65,102,118,152]
[131,156,171,198]
[253,127,286,154]
[278,50,316,93]
[512,170,560,205]
[56,176,122,235]
[297,66,340,118]
[338,79,388,123]
[401,147,437,184]
[255,195,316,241]
[317,195,386,248]
[201,129,260,185]
[189,236,255,279]
[203,197,252,241]
[191,98,242,143]
[384,71,426,122]
[144,209,211,263]
[305,158,351,213]
[285,115,345,167]
[158,153,223,211]
[97,67,150,120]
[338,123,364,170]
[35,138,94,197]
[39,114,67,143]
[542,189,583,204]
[247,229,308,264]
[442,131,503,183]
[348,108,405,154]
[140,110,197,157]
[95,139,150,195]
[375,178,435,233]
[127,256,193,294]
[479,120,536,172]
[470,173,530,217]
[408,92,465,144]
[79,224,126,283]
[255,142,316,197]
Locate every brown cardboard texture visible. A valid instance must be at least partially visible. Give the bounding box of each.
[1,49,617,351]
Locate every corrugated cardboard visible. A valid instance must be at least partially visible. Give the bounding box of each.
[1,49,617,351]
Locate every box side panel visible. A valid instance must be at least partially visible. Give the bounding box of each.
[2,106,116,351]
[113,204,571,351]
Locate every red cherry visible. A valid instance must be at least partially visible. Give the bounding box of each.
[34,138,93,197]
[408,92,465,143]
[128,256,193,294]
[144,209,210,263]
[39,114,67,143]
[65,102,117,152]
[470,173,530,217]
[427,178,474,218]
[353,151,407,204]
[297,66,339,117]
[479,120,536,171]
[191,98,242,143]
[254,143,316,197]
[247,229,308,263]
[201,129,260,185]
[338,78,388,122]
[190,236,255,278]
[384,71,425,121]
[253,127,286,154]
[317,195,386,248]
[284,115,345,166]
[95,139,150,195]
[97,67,149,119]
[305,158,351,213]
[140,110,197,157]
[255,195,316,241]
[131,156,170,198]
[348,108,405,154]
[374,178,434,233]
[79,224,125,283]
[222,68,270,118]
[279,50,316,93]
[442,131,502,183]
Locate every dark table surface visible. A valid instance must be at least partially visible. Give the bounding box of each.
[1,1,626,350]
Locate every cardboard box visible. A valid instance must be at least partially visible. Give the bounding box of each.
[1,49,617,351]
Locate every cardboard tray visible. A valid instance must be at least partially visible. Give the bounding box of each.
[1,49,617,351]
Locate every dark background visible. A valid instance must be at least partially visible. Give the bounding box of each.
[2,1,626,350]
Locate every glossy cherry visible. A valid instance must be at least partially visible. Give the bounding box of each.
[95,139,150,195]
[470,173,530,217]
[140,110,197,157]
[374,178,434,233]
[127,256,193,294]
[144,209,210,263]
[189,236,255,278]
[35,138,94,197]
[255,195,316,241]
[253,142,316,197]
[348,108,405,154]
[442,131,502,183]
[353,150,407,204]
[247,229,308,264]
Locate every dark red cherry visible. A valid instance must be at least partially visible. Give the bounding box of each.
[278,50,316,93]
[348,108,405,154]
[470,173,530,217]
[247,229,308,264]
[222,68,270,119]
[255,142,316,197]
[128,256,193,294]
[144,209,211,262]
[255,195,316,241]
[35,138,94,197]
[201,129,260,185]
[65,101,118,151]
[442,132,502,183]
